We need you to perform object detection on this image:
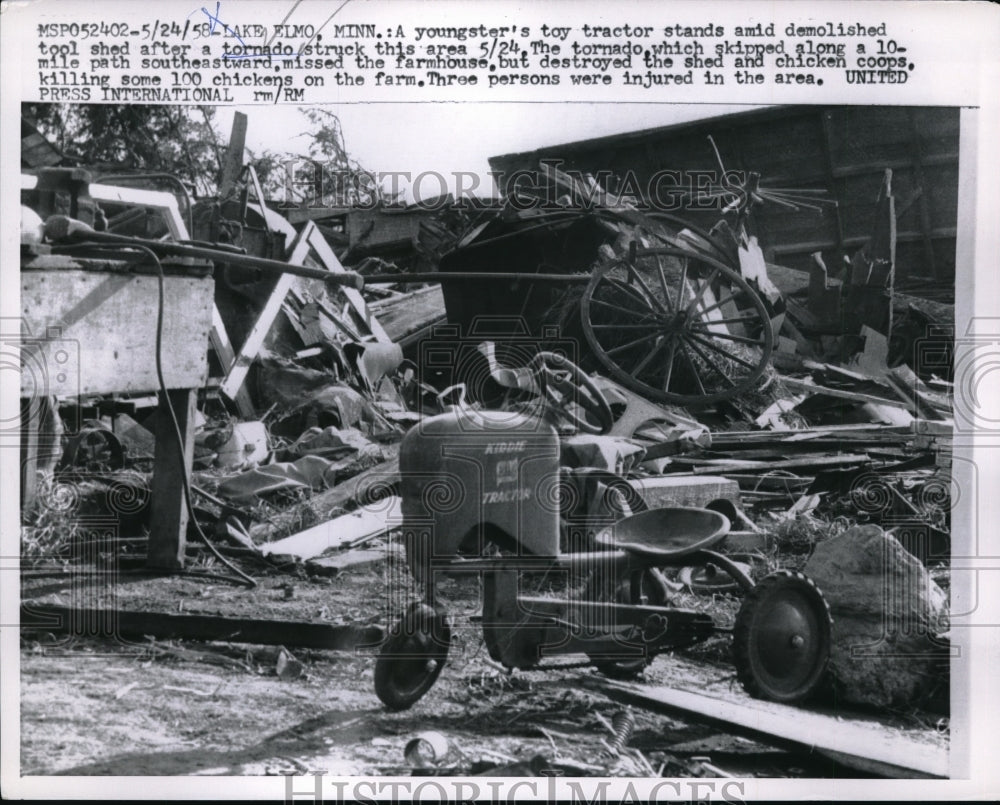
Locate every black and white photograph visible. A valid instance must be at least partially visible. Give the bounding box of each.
[3,1,999,800]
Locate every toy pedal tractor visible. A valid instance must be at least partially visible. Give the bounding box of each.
[374,352,833,710]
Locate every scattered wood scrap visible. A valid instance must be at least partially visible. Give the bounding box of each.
[588,678,948,779]
[21,604,383,651]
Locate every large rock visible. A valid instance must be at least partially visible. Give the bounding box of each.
[803,524,949,710]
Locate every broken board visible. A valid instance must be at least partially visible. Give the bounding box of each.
[588,678,948,779]
[261,496,403,559]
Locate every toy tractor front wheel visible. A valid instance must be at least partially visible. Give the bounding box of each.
[374,603,451,711]
[732,570,832,703]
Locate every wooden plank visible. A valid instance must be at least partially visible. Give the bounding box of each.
[21,399,41,510]
[769,228,957,258]
[147,388,196,570]
[780,376,916,412]
[285,207,352,225]
[368,285,447,343]
[261,496,403,559]
[818,110,848,261]
[20,271,213,396]
[589,679,948,779]
[209,306,256,418]
[20,603,383,651]
[219,272,296,402]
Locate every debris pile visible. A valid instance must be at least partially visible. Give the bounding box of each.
[20,115,955,739]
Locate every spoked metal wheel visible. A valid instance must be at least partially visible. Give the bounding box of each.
[580,247,774,406]
[374,603,451,711]
[732,570,833,704]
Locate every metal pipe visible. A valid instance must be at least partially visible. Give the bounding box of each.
[44,214,366,290]
[362,271,591,285]
[44,215,592,289]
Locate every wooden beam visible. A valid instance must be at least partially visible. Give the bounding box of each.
[589,679,948,779]
[21,603,384,651]
[208,305,255,418]
[21,399,41,511]
[219,273,295,403]
[906,109,939,280]
[147,388,196,570]
[769,228,957,258]
[261,497,402,560]
[817,110,847,261]
[218,111,248,199]
[779,375,915,412]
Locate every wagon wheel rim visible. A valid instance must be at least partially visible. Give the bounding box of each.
[580,246,774,406]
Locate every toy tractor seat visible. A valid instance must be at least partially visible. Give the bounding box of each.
[594,506,730,563]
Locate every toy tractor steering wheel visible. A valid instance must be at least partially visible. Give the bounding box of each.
[530,351,614,435]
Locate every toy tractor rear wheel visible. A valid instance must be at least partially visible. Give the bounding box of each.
[732,570,832,703]
[375,603,451,711]
[585,568,671,679]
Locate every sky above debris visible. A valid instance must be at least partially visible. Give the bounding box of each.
[215,102,752,201]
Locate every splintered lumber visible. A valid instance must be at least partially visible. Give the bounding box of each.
[368,285,447,344]
[262,496,403,560]
[589,678,948,779]
[21,604,383,650]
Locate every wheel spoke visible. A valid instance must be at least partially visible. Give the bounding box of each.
[626,261,668,313]
[683,335,738,387]
[591,323,663,331]
[704,314,757,326]
[605,330,662,356]
[689,327,765,347]
[685,267,721,314]
[688,332,759,370]
[680,345,707,394]
[676,257,690,307]
[662,336,679,391]
[654,255,674,313]
[695,292,740,319]
[589,297,654,319]
[631,335,668,376]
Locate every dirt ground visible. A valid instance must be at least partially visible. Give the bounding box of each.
[19,552,947,778]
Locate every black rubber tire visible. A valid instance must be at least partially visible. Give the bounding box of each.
[732,570,833,704]
[374,603,451,711]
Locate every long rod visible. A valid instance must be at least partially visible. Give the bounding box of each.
[45,215,591,289]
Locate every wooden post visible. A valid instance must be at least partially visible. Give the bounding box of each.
[147,388,196,569]
[21,400,41,512]
[218,111,248,199]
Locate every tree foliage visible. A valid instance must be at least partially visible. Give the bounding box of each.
[26,104,224,196]
[26,104,396,207]
[251,109,398,207]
